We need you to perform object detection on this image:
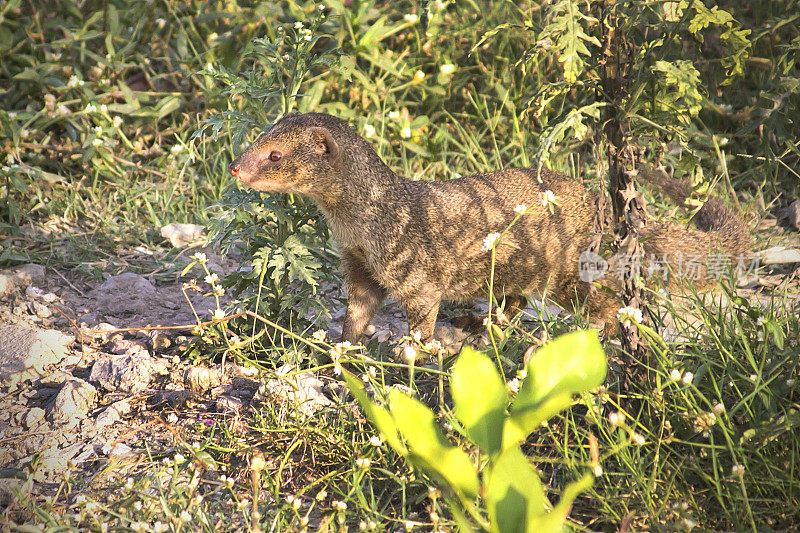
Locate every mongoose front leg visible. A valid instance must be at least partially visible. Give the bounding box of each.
[341,251,386,343]
[401,294,442,342]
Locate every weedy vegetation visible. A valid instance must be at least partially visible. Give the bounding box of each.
[2,0,799,531]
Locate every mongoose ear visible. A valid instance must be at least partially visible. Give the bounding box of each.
[309,127,340,160]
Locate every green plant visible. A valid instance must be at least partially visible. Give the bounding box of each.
[345,330,607,532]
[195,8,351,334]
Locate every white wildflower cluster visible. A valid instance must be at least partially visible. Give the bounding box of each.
[311,329,327,343]
[286,494,302,510]
[513,203,527,214]
[608,411,625,427]
[363,123,376,138]
[540,189,556,206]
[693,411,717,437]
[404,13,418,24]
[617,306,643,326]
[369,435,383,447]
[84,103,97,113]
[355,457,371,469]
[294,21,313,41]
[67,75,85,88]
[482,232,502,252]
[440,64,455,75]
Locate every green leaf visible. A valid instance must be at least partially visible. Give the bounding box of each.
[486,447,545,533]
[451,347,508,456]
[527,474,593,532]
[342,372,406,456]
[389,389,479,499]
[504,330,606,448]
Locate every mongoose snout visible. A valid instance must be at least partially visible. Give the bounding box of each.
[231,112,749,344]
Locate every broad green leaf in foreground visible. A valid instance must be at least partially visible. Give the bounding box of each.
[503,330,606,448]
[343,372,406,456]
[389,389,480,499]
[486,447,545,533]
[451,347,508,456]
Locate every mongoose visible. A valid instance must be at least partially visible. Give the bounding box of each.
[229,113,749,343]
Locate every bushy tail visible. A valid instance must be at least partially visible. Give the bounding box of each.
[643,166,750,257]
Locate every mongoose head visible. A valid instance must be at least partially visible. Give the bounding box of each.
[228,113,342,198]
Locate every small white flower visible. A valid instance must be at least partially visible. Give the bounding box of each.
[318,4,325,11]
[482,232,502,251]
[749,374,757,382]
[608,411,625,426]
[207,32,218,41]
[617,306,643,326]
[388,110,401,120]
[316,489,328,501]
[440,63,455,75]
[369,435,383,447]
[363,123,376,138]
[731,463,745,477]
[99,104,107,112]
[85,103,97,113]
[333,500,347,511]
[8,112,17,118]
[212,308,225,320]
[670,369,682,381]
[170,144,183,155]
[92,138,103,147]
[311,329,327,343]
[155,18,166,27]
[20,129,29,138]
[94,126,103,135]
[304,33,313,41]
[204,273,219,284]
[414,70,425,81]
[506,378,520,393]
[57,105,69,115]
[174,453,185,463]
[180,510,191,522]
[514,204,527,214]
[282,53,291,61]
[356,457,371,469]
[67,75,80,88]
[294,21,304,29]
[194,252,207,263]
[682,372,694,385]
[630,432,645,446]
[713,402,725,415]
[113,116,123,127]
[404,13,418,24]
[593,464,603,477]
[540,189,556,205]
[402,345,417,363]
[400,127,411,138]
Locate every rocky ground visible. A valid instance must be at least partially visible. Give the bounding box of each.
[1,206,799,524]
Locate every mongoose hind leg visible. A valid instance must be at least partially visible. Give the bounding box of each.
[401,292,442,342]
[341,251,386,343]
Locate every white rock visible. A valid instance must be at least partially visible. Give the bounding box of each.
[160,223,205,248]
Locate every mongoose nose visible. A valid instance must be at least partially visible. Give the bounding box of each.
[229,163,241,177]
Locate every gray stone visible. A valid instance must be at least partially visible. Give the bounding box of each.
[89,352,165,393]
[760,246,800,265]
[96,399,132,428]
[0,264,45,297]
[24,407,46,429]
[0,326,73,387]
[216,395,245,414]
[48,379,97,426]
[256,364,333,417]
[184,365,226,394]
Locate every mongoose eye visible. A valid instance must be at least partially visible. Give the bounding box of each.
[268,150,283,162]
